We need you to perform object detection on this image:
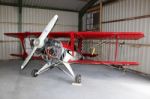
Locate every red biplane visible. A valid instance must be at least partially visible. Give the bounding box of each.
[4,15,144,85]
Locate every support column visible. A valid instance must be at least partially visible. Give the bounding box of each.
[18,0,22,32]
[99,1,102,31]
[78,14,82,31]
[18,0,23,57]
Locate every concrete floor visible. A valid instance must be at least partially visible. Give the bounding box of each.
[0,60,150,99]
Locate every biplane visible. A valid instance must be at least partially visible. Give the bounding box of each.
[4,15,144,85]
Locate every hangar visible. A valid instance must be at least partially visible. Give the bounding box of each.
[0,0,150,99]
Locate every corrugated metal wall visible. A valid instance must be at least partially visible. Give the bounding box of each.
[0,5,20,60]
[102,0,150,74]
[22,8,78,32]
[0,5,78,60]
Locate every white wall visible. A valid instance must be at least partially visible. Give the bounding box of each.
[102,0,150,74]
[22,7,78,32]
[0,5,78,60]
[0,5,20,60]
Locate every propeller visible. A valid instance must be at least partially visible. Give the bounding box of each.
[21,15,58,70]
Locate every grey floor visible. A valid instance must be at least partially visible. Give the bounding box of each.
[0,60,150,99]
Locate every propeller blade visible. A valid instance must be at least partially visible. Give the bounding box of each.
[21,47,37,70]
[20,15,58,70]
[38,15,58,48]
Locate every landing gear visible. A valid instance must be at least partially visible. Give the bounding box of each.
[75,74,81,83]
[31,69,38,77]
[50,66,54,69]
[72,74,82,86]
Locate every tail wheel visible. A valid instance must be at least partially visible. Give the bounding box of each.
[75,74,81,83]
[31,69,38,77]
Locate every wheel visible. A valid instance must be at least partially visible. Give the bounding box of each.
[31,69,38,77]
[50,66,54,70]
[75,74,81,83]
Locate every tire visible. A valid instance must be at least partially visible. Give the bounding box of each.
[50,66,54,70]
[75,74,81,83]
[31,69,38,77]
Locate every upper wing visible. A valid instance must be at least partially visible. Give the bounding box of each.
[4,32,72,38]
[76,32,144,40]
[5,32,144,40]
[4,32,41,38]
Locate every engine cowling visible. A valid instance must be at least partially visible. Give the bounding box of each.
[36,39,63,59]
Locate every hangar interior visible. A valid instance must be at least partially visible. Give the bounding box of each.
[0,0,150,99]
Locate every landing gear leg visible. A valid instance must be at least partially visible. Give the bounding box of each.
[31,62,58,77]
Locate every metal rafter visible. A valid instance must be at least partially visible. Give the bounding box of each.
[0,1,78,12]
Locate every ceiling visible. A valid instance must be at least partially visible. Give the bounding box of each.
[0,0,92,12]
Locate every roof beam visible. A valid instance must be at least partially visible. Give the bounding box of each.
[23,5,78,12]
[0,2,18,6]
[103,0,118,5]
[0,2,78,12]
